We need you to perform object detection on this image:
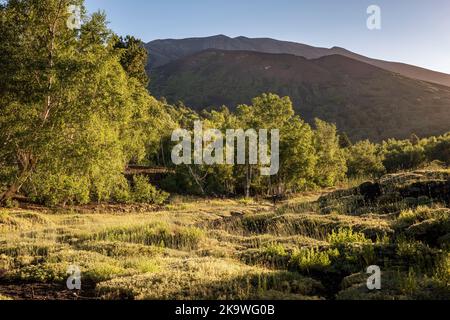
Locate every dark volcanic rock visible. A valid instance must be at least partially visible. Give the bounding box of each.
[399,180,450,205]
[319,171,450,215]
[358,182,382,202]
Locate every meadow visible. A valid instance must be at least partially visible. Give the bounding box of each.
[0,170,448,300]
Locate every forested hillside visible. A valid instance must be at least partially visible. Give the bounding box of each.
[150,49,450,141]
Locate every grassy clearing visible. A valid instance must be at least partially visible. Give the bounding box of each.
[0,177,449,300]
[97,257,324,300]
[91,223,204,250]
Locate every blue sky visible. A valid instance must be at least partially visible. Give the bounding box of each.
[85,0,450,73]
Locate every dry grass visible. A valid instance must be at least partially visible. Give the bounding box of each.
[0,190,448,300]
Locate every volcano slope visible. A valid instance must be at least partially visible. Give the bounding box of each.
[150,49,450,141]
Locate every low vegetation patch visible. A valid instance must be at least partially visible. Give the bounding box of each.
[0,174,448,300]
[92,223,204,250]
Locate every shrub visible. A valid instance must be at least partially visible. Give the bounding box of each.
[263,243,287,257]
[395,238,439,272]
[94,223,204,250]
[131,175,169,204]
[8,263,67,283]
[290,247,339,273]
[432,254,450,285]
[84,263,128,282]
[27,173,90,206]
[382,139,426,172]
[327,228,372,246]
[425,134,450,165]
[112,178,132,203]
[346,140,385,178]
[255,243,290,268]
[396,206,449,228]
[323,228,381,273]
[395,207,450,246]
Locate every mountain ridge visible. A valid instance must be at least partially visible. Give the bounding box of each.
[145,35,450,87]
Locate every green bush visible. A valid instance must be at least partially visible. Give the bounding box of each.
[290,247,339,273]
[27,172,90,206]
[8,263,66,283]
[263,243,287,257]
[432,254,450,285]
[425,134,450,165]
[396,206,449,228]
[382,139,426,173]
[111,178,132,203]
[346,140,385,178]
[395,238,440,271]
[327,228,372,246]
[395,207,450,246]
[131,175,169,204]
[84,263,128,282]
[94,223,204,250]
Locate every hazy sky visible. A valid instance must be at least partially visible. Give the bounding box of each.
[85,0,450,74]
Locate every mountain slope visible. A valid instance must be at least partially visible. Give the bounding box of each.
[145,35,450,87]
[331,46,450,88]
[145,35,334,68]
[150,49,450,141]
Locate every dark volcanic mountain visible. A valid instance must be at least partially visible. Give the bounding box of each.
[146,35,450,87]
[150,49,450,142]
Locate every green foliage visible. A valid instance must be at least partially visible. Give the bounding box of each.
[263,243,288,257]
[84,263,128,282]
[277,116,317,191]
[339,132,353,148]
[396,206,449,228]
[0,0,173,206]
[346,140,385,178]
[313,119,347,187]
[131,175,169,205]
[94,223,204,250]
[163,94,319,197]
[432,254,450,285]
[28,173,90,206]
[327,228,371,246]
[395,207,450,246]
[394,238,440,272]
[290,247,339,273]
[236,94,317,196]
[425,133,450,165]
[382,139,426,172]
[9,263,67,283]
[113,35,149,86]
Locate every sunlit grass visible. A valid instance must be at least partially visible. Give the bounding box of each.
[0,190,448,300]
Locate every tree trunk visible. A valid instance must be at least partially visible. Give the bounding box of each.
[1,1,65,205]
[245,164,252,198]
[160,139,166,167]
[0,151,35,204]
[188,166,206,195]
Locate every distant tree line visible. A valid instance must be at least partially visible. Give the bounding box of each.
[344,133,450,179]
[155,98,449,198]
